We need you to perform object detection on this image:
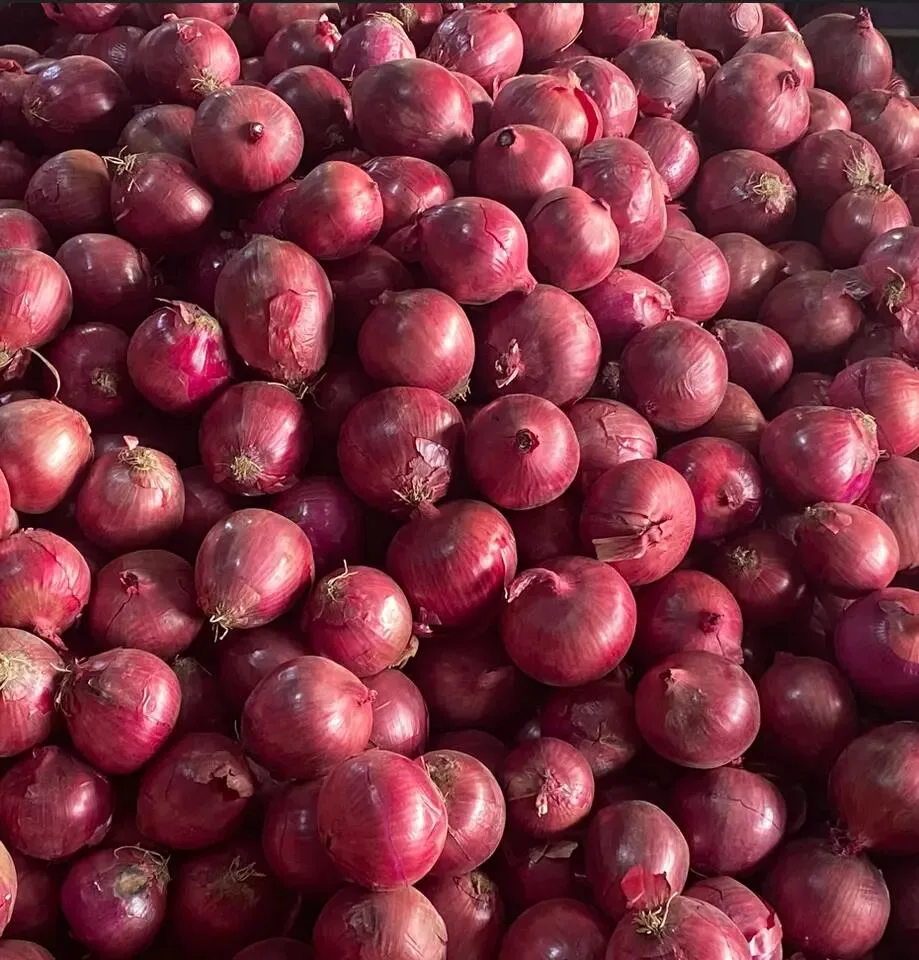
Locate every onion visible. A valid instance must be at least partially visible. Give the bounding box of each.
[263,17,340,76]
[24,149,109,239]
[60,648,180,775]
[472,125,573,216]
[711,319,793,403]
[171,655,229,736]
[324,246,415,339]
[760,405,879,505]
[418,872,502,960]
[474,284,600,408]
[581,3,657,57]
[265,69,351,165]
[789,128,884,213]
[823,183,911,268]
[363,156,453,240]
[712,233,785,321]
[6,851,58,943]
[313,885,447,960]
[568,397,656,492]
[242,655,371,779]
[303,565,412,677]
[366,669,428,757]
[0,141,36,201]
[61,846,168,959]
[551,56,637,139]
[42,3,121,31]
[498,898,607,960]
[214,235,333,384]
[0,250,72,376]
[506,492,580,567]
[83,25,145,93]
[0,745,112,860]
[45,323,131,421]
[0,529,91,645]
[886,861,919,956]
[168,841,288,956]
[740,29,815,87]
[861,455,919,569]
[247,3,339,47]
[304,356,374,446]
[501,555,636,688]
[573,137,666,265]
[352,58,474,163]
[215,624,304,711]
[408,628,531,733]
[771,238,825,275]
[540,676,638,778]
[586,800,689,921]
[663,437,763,541]
[433,732,507,776]
[804,87,850,135]
[677,3,763,59]
[636,650,760,768]
[496,833,581,910]
[118,103,196,161]
[176,466,234,558]
[802,8,892,101]
[634,570,743,667]
[686,877,782,960]
[670,766,786,875]
[619,318,728,431]
[700,53,810,153]
[22,56,131,150]
[614,37,704,122]
[763,837,889,959]
[0,628,63,757]
[136,732,253,849]
[331,14,414,82]
[509,2,582,62]
[195,508,314,635]
[630,117,699,200]
[848,88,919,170]
[424,8,522,92]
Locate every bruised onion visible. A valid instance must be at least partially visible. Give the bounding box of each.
[0,628,63,758]
[615,37,703,122]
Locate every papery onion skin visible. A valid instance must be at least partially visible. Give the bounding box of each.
[670,767,786,876]
[586,799,690,921]
[419,870,504,960]
[60,648,180,775]
[0,745,112,861]
[312,884,447,960]
[424,8,523,92]
[0,628,63,758]
[498,898,608,960]
[822,183,911,268]
[677,2,763,60]
[195,508,314,633]
[554,55,638,139]
[213,235,334,384]
[758,652,858,772]
[686,876,782,960]
[789,128,883,214]
[330,14,412,79]
[582,3,658,58]
[620,318,728,432]
[635,650,761,769]
[634,570,744,667]
[317,748,448,890]
[762,837,890,959]
[363,155,454,239]
[631,116,699,199]
[614,36,703,123]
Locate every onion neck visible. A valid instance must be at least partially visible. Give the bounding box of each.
[514,428,539,454]
[0,652,30,692]
[424,753,459,800]
[247,121,265,143]
[119,445,161,475]
[633,902,671,937]
[91,368,118,398]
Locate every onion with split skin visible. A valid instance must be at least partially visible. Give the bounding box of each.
[686,877,782,960]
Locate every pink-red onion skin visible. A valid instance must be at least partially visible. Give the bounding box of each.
[582,3,658,57]
[677,2,763,59]
[861,455,919,569]
[0,628,63,758]
[567,397,656,492]
[419,870,503,960]
[553,55,638,139]
[615,36,704,123]
[216,624,306,712]
[366,669,429,757]
[498,898,608,960]
[424,8,523,92]
[686,876,782,960]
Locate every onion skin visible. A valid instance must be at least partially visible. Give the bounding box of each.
[568,398,656,492]
[678,3,763,60]
[822,184,911,268]
[367,669,428,757]
[195,508,315,634]
[424,8,523,92]
[312,885,447,960]
[500,555,636,687]
[686,876,782,960]
[177,466,234,558]
[582,3,658,58]
[631,116,699,199]
[136,732,254,850]
[738,27,814,86]
[0,529,91,647]
[317,749,448,890]
[498,898,608,960]
[25,149,110,240]
[363,156,454,239]
[555,56,638,139]
[635,650,760,769]
[807,86,851,134]
[0,628,63,758]
[0,746,112,861]
[861,455,919,569]
[118,103,196,161]
[60,648,180,775]
[763,837,890,960]
[419,871,504,960]
[615,36,704,123]
[60,846,169,960]
[264,18,341,76]
[586,799,690,921]
[710,318,792,402]
[213,235,334,385]
[670,767,786,875]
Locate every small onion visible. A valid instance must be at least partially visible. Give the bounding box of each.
[807,86,851,134]
[0,628,63,758]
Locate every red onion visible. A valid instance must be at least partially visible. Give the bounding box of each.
[686,878,782,960]
[214,235,333,384]
[805,86,851,135]
[60,648,180,775]
[191,86,303,195]
[137,15,240,104]
[352,58,474,163]
[304,356,374,445]
[0,250,72,376]
[760,405,879,505]
[22,56,131,150]
[303,565,412,677]
[663,437,763,540]
[630,117,699,200]
[540,676,638,778]
[388,499,517,633]
[171,656,229,736]
[893,157,919,225]
[739,29,814,87]
[507,3,580,62]
[549,57,638,140]
[636,650,760,768]
[715,229,792,318]
[0,628,63,758]
[433,731,507,775]
[474,284,600,408]
[363,156,453,240]
[506,491,580,566]
[496,833,582,910]
[0,746,112,860]
[408,628,531,732]
[42,3,121,31]
[176,466,233,557]
[318,748,447,888]
[216,624,304,711]
[263,17,340,76]
[614,37,703,122]
[677,2,763,59]
[500,555,635,686]
[195,508,314,634]
[763,837,890,959]
[265,69,351,165]
[242,655,371,779]
[60,846,168,959]
[577,268,673,358]
[581,3,657,57]
[619,318,728,431]
[670,766,786,875]
[418,871,503,960]
[247,3,340,47]
[0,529,91,645]
[802,8,892,101]
[313,885,447,960]
[634,569,743,667]
[6,851,58,943]
[711,319,793,402]
[75,439,184,552]
[149,4,239,28]
[24,149,109,239]
[862,455,919,568]
[498,898,607,960]
[332,13,414,81]
[118,103,196,161]
[665,203,695,231]
[586,800,689,921]
[792,130,885,214]
[425,9,522,91]
[45,323,131,421]
[771,238,826,274]
[850,88,919,171]
[83,25,145,93]
[366,669,428,757]
[700,53,810,153]
[823,183,911,268]
[169,841,288,956]
[0,141,36,201]
[136,732,253,849]
[886,860,919,956]
[568,397,656,492]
